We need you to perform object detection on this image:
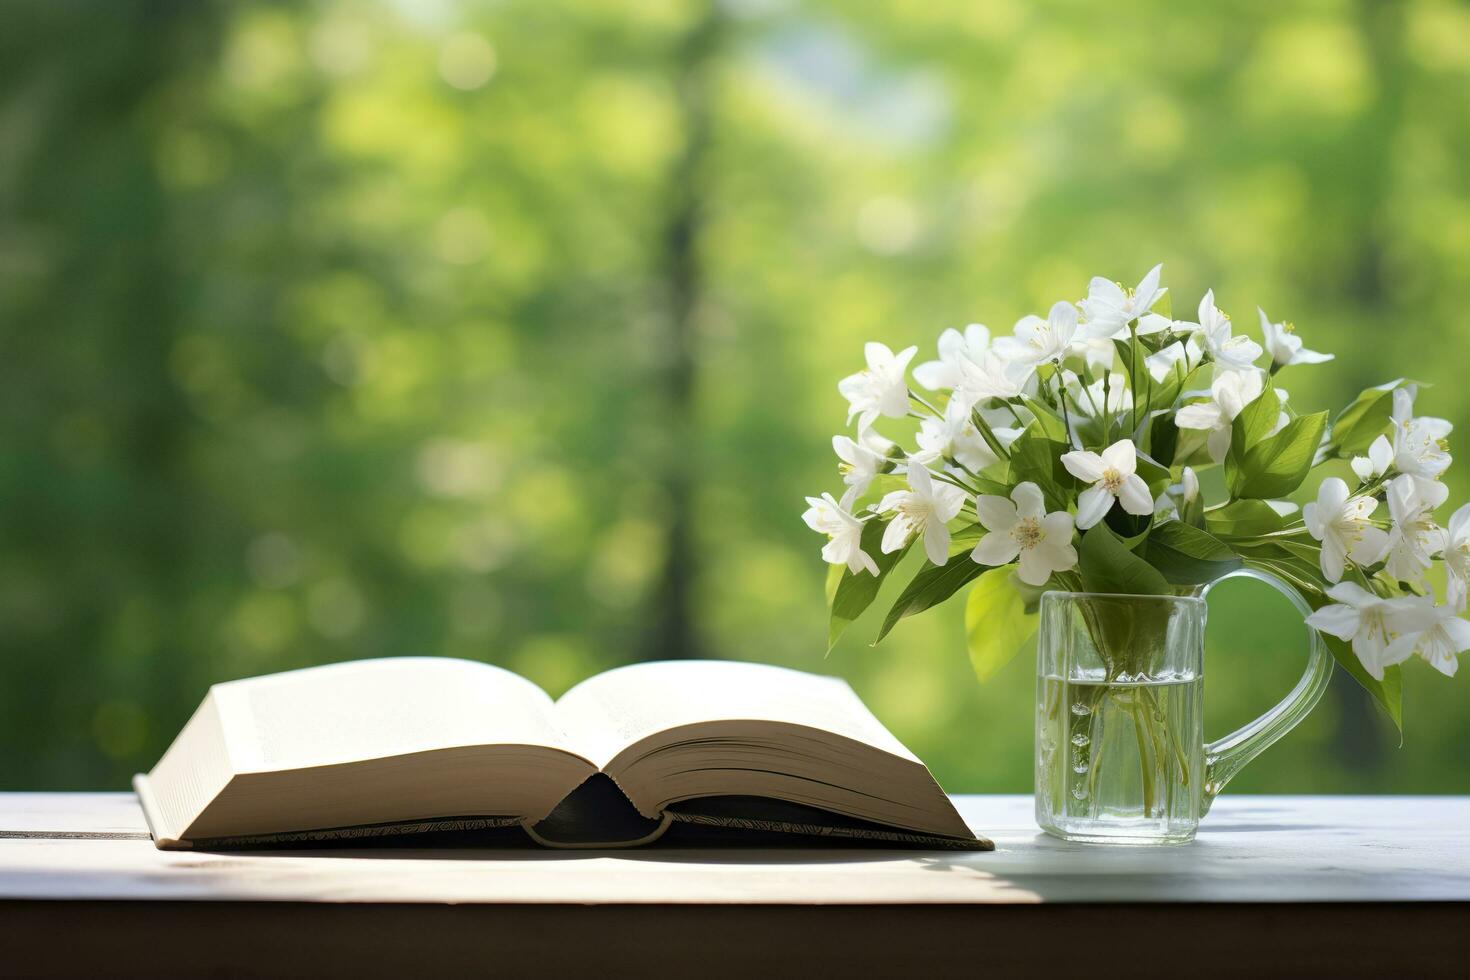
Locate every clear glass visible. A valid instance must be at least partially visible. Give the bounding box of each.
[1035,570,1334,844]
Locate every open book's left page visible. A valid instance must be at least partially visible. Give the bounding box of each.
[139,658,596,846]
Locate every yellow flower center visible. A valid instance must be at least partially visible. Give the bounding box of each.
[1014,517,1044,550]
[1100,468,1124,493]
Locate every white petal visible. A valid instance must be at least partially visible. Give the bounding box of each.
[911,360,949,391]
[1174,402,1224,432]
[971,531,1020,567]
[1100,438,1136,475]
[1061,450,1106,483]
[1317,477,1349,514]
[1319,536,1347,583]
[907,461,934,495]
[1048,300,1078,340]
[1135,263,1163,309]
[881,515,912,554]
[932,483,968,522]
[1206,425,1233,465]
[1117,474,1155,516]
[1305,603,1360,641]
[1350,526,1390,566]
[1075,485,1114,530]
[1011,482,1046,520]
[1033,537,1077,574]
[1016,548,1052,586]
[863,342,895,369]
[1368,435,1394,472]
[1041,511,1075,541]
[974,495,1019,533]
[877,490,907,514]
[923,523,951,566]
[1325,581,1377,607]
[935,328,965,359]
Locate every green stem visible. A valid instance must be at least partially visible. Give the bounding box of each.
[1142,685,1192,787]
[970,409,1012,461]
[1129,698,1157,817]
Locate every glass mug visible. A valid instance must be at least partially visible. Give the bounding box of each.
[1034,570,1333,844]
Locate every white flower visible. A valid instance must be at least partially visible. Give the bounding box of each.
[1350,434,1394,484]
[1302,477,1390,583]
[1443,503,1470,611]
[1381,474,1448,583]
[878,461,968,566]
[1145,337,1201,383]
[1187,290,1263,372]
[1305,583,1434,681]
[994,301,1080,366]
[1391,388,1452,485]
[971,482,1078,586]
[913,324,989,391]
[832,431,889,501]
[1181,466,1200,504]
[1258,308,1332,368]
[1391,599,1470,678]
[838,342,917,431]
[950,349,1027,412]
[1079,264,1165,340]
[802,492,878,576]
[1060,438,1155,530]
[1173,369,1265,464]
[913,399,1014,473]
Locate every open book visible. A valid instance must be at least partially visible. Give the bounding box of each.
[135,658,987,850]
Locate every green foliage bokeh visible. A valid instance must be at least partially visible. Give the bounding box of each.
[1,0,1468,793]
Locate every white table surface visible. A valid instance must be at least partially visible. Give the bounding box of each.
[3,792,1467,904]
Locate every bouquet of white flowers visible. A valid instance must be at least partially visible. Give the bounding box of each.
[805,264,1463,727]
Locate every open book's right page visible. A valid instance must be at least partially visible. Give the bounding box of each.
[553,660,917,771]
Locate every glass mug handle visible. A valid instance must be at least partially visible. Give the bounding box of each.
[1199,567,1334,814]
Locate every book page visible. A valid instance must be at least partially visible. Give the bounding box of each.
[215,657,573,772]
[553,660,917,769]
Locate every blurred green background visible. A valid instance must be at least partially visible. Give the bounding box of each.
[2,0,1468,794]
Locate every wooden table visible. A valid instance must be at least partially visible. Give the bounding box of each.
[3,794,1467,978]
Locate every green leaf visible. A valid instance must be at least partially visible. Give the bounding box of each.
[1328,379,1417,458]
[1144,521,1241,585]
[1007,423,1071,511]
[1112,337,1149,391]
[1228,374,1280,476]
[828,518,909,651]
[1206,499,1286,538]
[1133,449,1173,495]
[964,567,1038,682]
[1152,360,1207,412]
[1021,396,1069,442]
[824,562,844,605]
[876,554,985,643]
[1078,523,1172,596]
[1231,411,1328,499]
[1147,412,1181,468]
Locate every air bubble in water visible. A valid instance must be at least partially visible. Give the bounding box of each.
[1070,733,1090,747]
[1071,785,1089,801]
[1071,703,1091,717]
[1072,762,1089,774]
